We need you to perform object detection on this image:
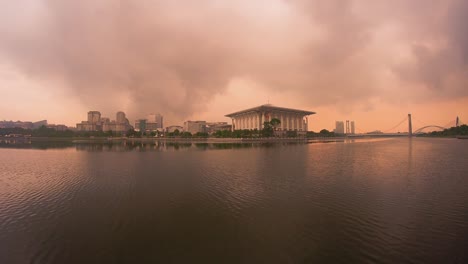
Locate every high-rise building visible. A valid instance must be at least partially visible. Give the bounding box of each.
[87,111,101,124]
[351,121,355,134]
[147,113,163,129]
[114,111,131,133]
[116,111,126,124]
[335,121,345,134]
[78,111,131,133]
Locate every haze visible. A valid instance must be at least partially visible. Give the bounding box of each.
[0,0,467,132]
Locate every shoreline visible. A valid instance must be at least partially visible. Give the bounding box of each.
[2,135,464,145]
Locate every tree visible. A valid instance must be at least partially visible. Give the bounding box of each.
[181,132,192,138]
[126,129,135,137]
[195,132,209,137]
[261,121,274,137]
[270,118,281,130]
[319,129,335,137]
[286,130,297,137]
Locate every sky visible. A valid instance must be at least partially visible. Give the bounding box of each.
[0,0,467,132]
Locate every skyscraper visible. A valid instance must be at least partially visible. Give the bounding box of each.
[351,121,355,134]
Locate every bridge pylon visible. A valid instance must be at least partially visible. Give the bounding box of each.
[408,114,413,137]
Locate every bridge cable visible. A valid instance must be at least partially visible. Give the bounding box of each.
[383,117,408,133]
[412,116,429,125]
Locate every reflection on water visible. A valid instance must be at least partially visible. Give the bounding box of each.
[0,140,319,152]
[0,137,393,152]
[0,138,467,263]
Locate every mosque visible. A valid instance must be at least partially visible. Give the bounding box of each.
[225,104,315,132]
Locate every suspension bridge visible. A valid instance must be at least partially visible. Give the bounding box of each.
[349,115,465,137]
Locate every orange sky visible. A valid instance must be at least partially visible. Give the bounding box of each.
[0,0,467,132]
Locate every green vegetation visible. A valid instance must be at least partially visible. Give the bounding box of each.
[419,125,468,137]
[0,121,344,140]
[306,129,336,138]
[0,126,75,137]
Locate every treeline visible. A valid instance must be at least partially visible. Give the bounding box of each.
[0,126,126,138]
[1,124,338,138]
[420,125,468,137]
[211,129,336,138]
[0,126,75,137]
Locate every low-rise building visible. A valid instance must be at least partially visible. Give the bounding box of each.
[183,121,207,134]
[205,122,232,134]
[166,125,183,133]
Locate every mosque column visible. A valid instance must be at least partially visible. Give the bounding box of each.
[260,112,264,129]
[280,114,284,130]
[259,113,263,129]
[259,113,262,129]
[245,115,248,130]
[251,113,254,129]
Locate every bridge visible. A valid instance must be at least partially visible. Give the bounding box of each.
[349,115,465,137]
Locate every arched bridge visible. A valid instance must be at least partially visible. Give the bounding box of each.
[414,125,446,134]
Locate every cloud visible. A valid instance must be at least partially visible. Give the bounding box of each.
[0,0,466,121]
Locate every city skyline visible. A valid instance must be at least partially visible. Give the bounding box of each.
[0,1,467,132]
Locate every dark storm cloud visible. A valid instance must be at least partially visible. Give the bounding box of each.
[0,0,466,119]
[390,0,468,99]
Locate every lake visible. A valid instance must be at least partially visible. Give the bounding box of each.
[0,138,467,263]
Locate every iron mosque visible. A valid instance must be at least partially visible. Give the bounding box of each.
[225,104,315,134]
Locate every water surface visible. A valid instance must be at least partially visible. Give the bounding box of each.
[0,138,467,263]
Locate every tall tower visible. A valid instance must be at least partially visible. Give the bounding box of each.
[346,120,350,134]
[456,116,459,127]
[408,114,413,137]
